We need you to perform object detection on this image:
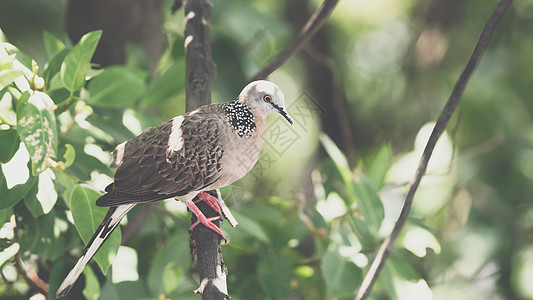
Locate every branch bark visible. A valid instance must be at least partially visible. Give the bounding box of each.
[183,1,227,299]
[250,0,339,81]
[184,0,216,111]
[356,1,514,299]
[14,225,49,295]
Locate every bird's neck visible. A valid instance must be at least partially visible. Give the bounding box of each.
[223,100,259,137]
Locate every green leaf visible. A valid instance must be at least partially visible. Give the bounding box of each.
[230,210,270,244]
[147,230,190,295]
[319,133,351,177]
[23,175,41,217]
[0,209,8,224]
[0,44,29,88]
[70,185,121,274]
[82,265,101,300]
[60,30,102,92]
[43,30,65,58]
[322,250,362,298]
[141,58,185,108]
[0,162,37,210]
[257,253,292,300]
[115,281,150,300]
[366,143,392,190]
[398,224,441,257]
[48,258,67,299]
[16,91,58,175]
[36,211,70,261]
[63,144,76,167]
[380,256,425,299]
[352,174,384,233]
[320,134,384,233]
[87,66,147,107]
[43,48,69,91]
[0,69,25,90]
[111,246,138,283]
[0,129,20,163]
[3,43,33,72]
[388,253,422,281]
[14,201,39,255]
[23,169,57,217]
[319,133,356,204]
[55,170,77,207]
[99,279,120,300]
[351,215,376,249]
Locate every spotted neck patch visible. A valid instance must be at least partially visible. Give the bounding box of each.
[224,100,256,137]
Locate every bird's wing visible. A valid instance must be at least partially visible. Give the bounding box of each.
[56,204,135,298]
[96,107,225,207]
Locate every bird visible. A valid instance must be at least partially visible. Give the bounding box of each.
[56,80,293,297]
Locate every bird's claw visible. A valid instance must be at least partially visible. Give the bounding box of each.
[186,200,226,241]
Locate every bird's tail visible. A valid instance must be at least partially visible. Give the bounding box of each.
[56,204,135,298]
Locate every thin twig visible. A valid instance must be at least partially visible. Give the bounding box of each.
[13,226,49,295]
[250,0,339,81]
[356,1,514,299]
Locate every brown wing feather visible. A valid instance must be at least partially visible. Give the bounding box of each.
[96,105,225,207]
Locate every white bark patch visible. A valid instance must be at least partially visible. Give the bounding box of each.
[192,264,228,297]
[184,35,194,49]
[185,11,195,22]
[212,263,229,295]
[193,278,208,295]
[167,116,184,154]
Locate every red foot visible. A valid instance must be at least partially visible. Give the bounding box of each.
[186,199,226,240]
[195,192,223,220]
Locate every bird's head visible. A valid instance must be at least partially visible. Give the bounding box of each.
[239,80,293,125]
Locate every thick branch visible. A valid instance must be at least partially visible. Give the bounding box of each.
[250,0,339,81]
[183,1,226,300]
[356,1,514,299]
[184,0,216,111]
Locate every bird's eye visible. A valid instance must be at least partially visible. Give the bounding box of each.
[263,95,272,103]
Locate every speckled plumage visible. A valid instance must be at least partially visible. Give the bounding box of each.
[223,100,256,137]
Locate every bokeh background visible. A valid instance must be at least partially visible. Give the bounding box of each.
[0,0,532,299]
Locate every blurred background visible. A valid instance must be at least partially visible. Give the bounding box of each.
[0,0,532,299]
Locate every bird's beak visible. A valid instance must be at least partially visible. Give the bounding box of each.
[279,109,293,125]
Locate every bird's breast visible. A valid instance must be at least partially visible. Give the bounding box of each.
[216,118,267,187]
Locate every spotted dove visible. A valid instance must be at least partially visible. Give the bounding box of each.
[56,80,293,297]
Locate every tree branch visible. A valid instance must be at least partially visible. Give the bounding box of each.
[356,1,514,299]
[13,226,48,295]
[250,0,339,81]
[183,1,227,299]
[184,0,216,112]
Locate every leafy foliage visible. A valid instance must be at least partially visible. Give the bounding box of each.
[70,185,120,274]
[16,92,57,175]
[0,1,530,300]
[60,30,102,93]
